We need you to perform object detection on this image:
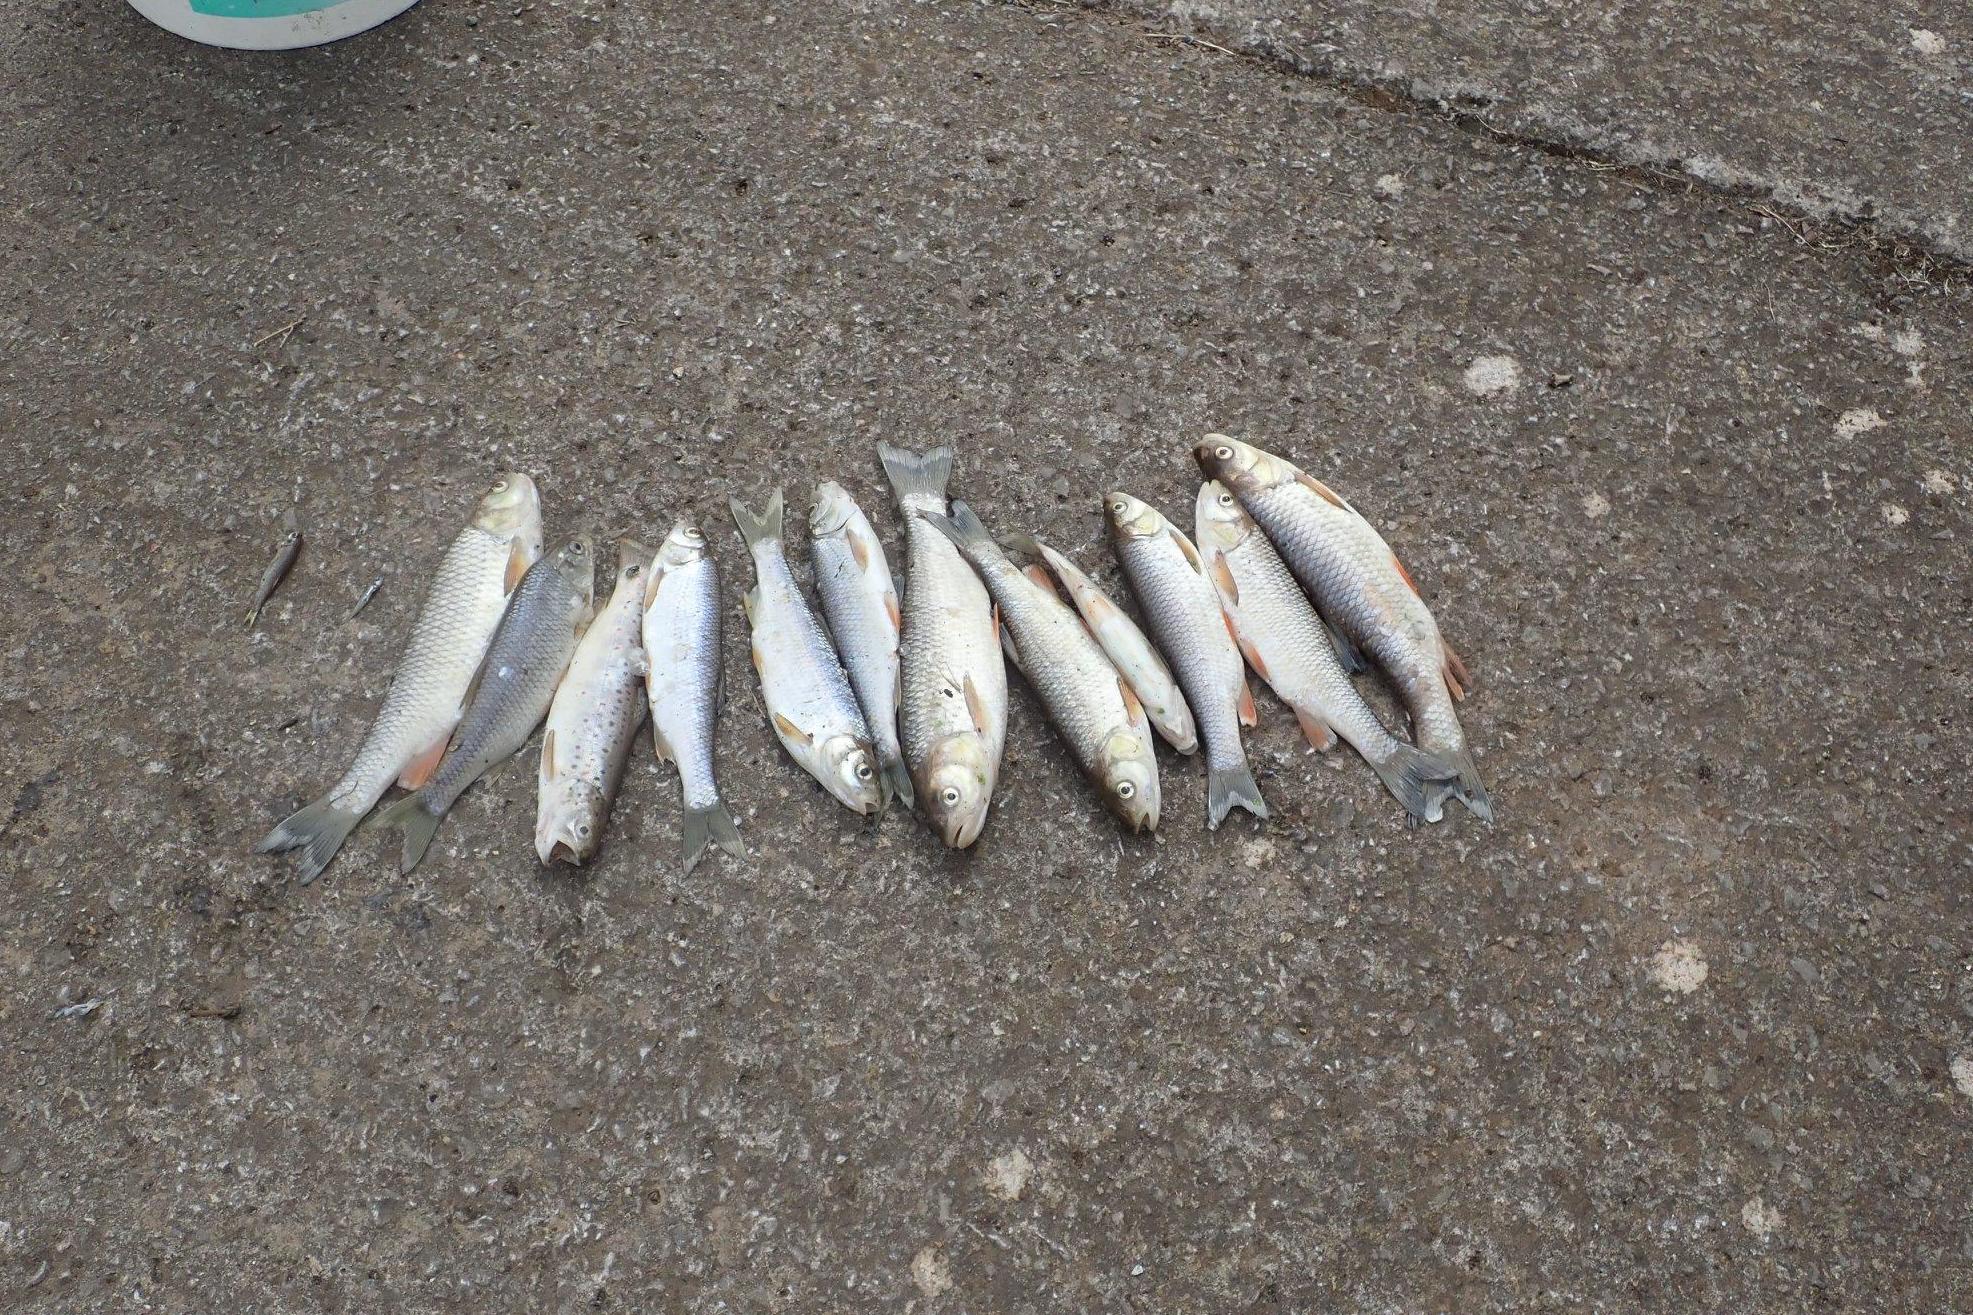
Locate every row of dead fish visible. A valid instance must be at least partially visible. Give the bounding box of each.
[256,435,1490,884]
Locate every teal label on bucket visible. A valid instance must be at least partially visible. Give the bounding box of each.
[188,0,342,16]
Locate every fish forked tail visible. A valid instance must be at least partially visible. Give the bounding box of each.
[728,489,785,548]
[255,796,365,886]
[1206,759,1269,829]
[1368,742,1464,825]
[376,793,446,875]
[880,755,915,809]
[919,499,998,566]
[1427,745,1494,823]
[877,442,954,513]
[682,801,745,875]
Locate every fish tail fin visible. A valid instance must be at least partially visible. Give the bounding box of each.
[1369,743,1464,824]
[1433,745,1494,822]
[682,801,744,874]
[1206,759,1269,828]
[881,756,915,808]
[922,499,993,554]
[877,442,954,513]
[1000,529,1043,558]
[377,793,445,875]
[255,796,364,885]
[728,489,784,548]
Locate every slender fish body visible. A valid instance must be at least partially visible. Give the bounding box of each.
[1106,491,1268,829]
[925,501,1159,832]
[535,543,652,865]
[256,475,543,883]
[380,536,596,873]
[1195,435,1490,821]
[731,491,882,815]
[643,522,743,873]
[1022,537,1197,755]
[1194,481,1458,822]
[810,481,912,808]
[245,516,302,629]
[877,443,1007,848]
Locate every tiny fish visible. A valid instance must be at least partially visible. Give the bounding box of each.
[1196,435,1490,820]
[1106,491,1268,829]
[245,516,302,629]
[347,577,384,620]
[256,475,543,883]
[731,490,882,815]
[643,521,744,873]
[535,542,651,865]
[811,481,913,808]
[380,534,596,874]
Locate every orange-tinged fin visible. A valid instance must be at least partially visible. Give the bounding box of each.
[964,674,990,735]
[397,731,451,790]
[848,527,871,572]
[1295,709,1337,752]
[1118,675,1144,721]
[504,538,532,592]
[1169,528,1205,574]
[772,712,812,746]
[1442,646,1469,702]
[1444,641,1471,690]
[1082,588,1122,626]
[1295,471,1350,511]
[1023,564,1062,599]
[1208,551,1240,605]
[1237,677,1257,728]
[991,604,1001,641]
[883,591,901,631]
[750,644,764,676]
[1235,632,1270,683]
[1392,554,1419,595]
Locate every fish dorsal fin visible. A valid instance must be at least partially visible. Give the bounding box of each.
[1117,674,1144,721]
[848,527,872,572]
[772,712,812,746]
[963,674,990,735]
[1207,550,1240,605]
[1168,528,1205,574]
[1295,471,1353,512]
[504,538,533,593]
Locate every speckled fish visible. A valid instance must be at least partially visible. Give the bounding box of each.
[1107,491,1267,829]
[642,521,744,874]
[810,481,912,808]
[1019,536,1196,755]
[731,491,882,815]
[1195,480,1459,821]
[244,512,301,630]
[925,501,1159,832]
[877,443,1007,848]
[1196,435,1490,821]
[256,475,542,883]
[380,535,596,873]
[535,542,651,865]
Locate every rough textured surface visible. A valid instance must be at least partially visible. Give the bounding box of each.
[1090,0,1973,263]
[3,1,1971,1311]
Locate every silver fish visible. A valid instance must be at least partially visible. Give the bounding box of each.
[380,535,596,873]
[1021,536,1197,755]
[731,491,882,815]
[535,542,651,865]
[925,501,1159,832]
[245,513,302,629]
[347,577,384,620]
[643,521,744,874]
[1195,435,1490,821]
[877,443,1007,848]
[1195,481,1458,822]
[256,475,542,883]
[810,480,912,807]
[1106,491,1267,829]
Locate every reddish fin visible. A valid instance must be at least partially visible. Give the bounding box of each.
[1295,471,1350,511]
[772,712,812,746]
[1392,554,1420,596]
[883,591,901,631]
[504,538,532,593]
[397,731,451,790]
[1235,632,1270,683]
[1237,677,1258,728]
[1208,551,1240,605]
[1023,564,1062,599]
[991,604,1001,641]
[1442,642,1470,701]
[1169,528,1205,574]
[1082,589,1123,626]
[848,527,872,572]
[964,674,991,735]
[1295,709,1337,752]
[1118,675,1144,721]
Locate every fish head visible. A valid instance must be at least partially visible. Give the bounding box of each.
[551,533,598,612]
[473,473,542,536]
[656,521,709,568]
[1097,730,1161,833]
[1102,491,1166,543]
[611,539,653,599]
[924,735,994,848]
[535,783,605,866]
[820,735,884,814]
[1194,435,1290,496]
[1193,480,1256,554]
[809,481,857,539]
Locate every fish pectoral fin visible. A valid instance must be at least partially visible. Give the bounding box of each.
[1208,551,1240,605]
[1295,709,1338,752]
[1391,553,1421,597]
[1169,528,1205,574]
[848,527,872,571]
[1022,564,1061,599]
[1235,632,1271,683]
[504,538,533,593]
[651,724,675,764]
[742,587,759,624]
[397,729,454,790]
[1117,674,1144,722]
[642,562,665,610]
[1237,676,1258,729]
[963,673,991,735]
[538,728,559,787]
[883,591,901,631]
[1295,471,1354,513]
[749,644,765,676]
[1442,642,1471,701]
[1326,620,1370,674]
[771,712,813,746]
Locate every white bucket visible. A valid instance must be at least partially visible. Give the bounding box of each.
[126,0,424,50]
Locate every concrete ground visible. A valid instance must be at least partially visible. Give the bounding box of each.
[3,1,1969,1311]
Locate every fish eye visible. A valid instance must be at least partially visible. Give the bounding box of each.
[492,479,509,492]
[1116,781,1135,799]
[941,786,961,806]
[570,543,586,556]
[1110,499,1128,515]
[1215,445,1233,460]
[575,823,591,838]
[684,527,703,541]
[1218,492,1234,507]
[855,761,873,781]
[625,564,641,578]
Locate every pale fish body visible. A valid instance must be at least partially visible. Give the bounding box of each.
[810,481,912,808]
[877,443,1007,848]
[1194,481,1458,822]
[381,536,597,873]
[731,491,882,815]
[926,501,1158,832]
[245,515,301,629]
[1107,491,1267,829]
[1026,538,1196,755]
[256,475,543,883]
[535,544,652,865]
[1195,435,1490,822]
[643,522,743,874]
